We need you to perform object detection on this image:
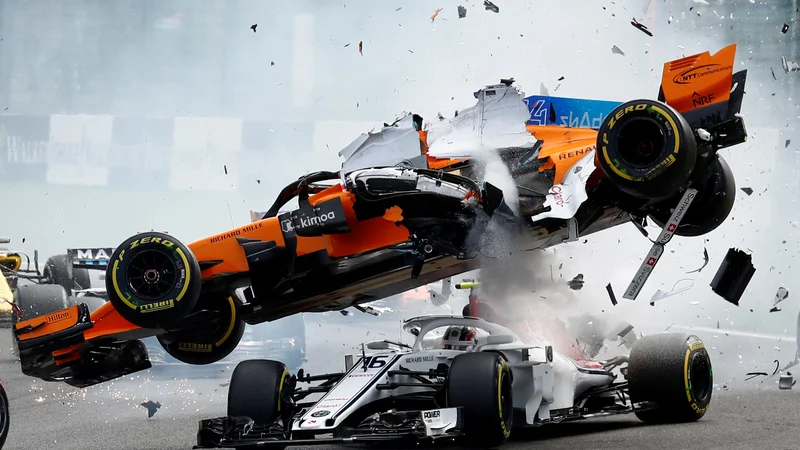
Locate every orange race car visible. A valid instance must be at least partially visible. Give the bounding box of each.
[15,44,749,388]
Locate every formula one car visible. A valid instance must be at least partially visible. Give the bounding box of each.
[15,44,747,389]
[195,315,713,449]
[0,239,92,327]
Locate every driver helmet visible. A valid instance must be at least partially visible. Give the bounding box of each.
[442,326,477,351]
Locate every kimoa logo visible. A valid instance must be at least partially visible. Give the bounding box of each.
[296,211,337,228]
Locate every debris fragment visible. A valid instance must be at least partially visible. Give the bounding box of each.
[779,374,795,390]
[567,274,585,290]
[771,67,777,80]
[786,139,791,148]
[359,41,363,55]
[773,360,781,376]
[782,23,790,34]
[431,8,443,22]
[772,286,789,311]
[630,18,654,36]
[782,56,800,73]
[250,24,257,32]
[770,307,782,313]
[483,0,499,13]
[223,165,228,175]
[696,128,712,141]
[740,187,753,196]
[557,76,565,82]
[458,5,467,18]
[745,372,768,381]
[539,83,549,96]
[340,310,350,316]
[140,400,161,418]
[606,283,618,306]
[710,248,756,306]
[686,247,710,274]
[612,45,625,56]
[650,279,694,305]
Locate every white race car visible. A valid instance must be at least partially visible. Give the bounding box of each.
[196,315,713,449]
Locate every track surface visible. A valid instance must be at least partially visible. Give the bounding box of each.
[2,323,800,450]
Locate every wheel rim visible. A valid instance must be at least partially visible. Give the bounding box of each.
[689,352,712,403]
[126,250,178,300]
[616,117,667,168]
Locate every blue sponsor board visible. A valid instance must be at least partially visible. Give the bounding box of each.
[523,95,623,129]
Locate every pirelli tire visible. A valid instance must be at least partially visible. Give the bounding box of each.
[627,333,713,424]
[228,360,292,433]
[105,231,201,329]
[648,155,735,237]
[43,254,91,294]
[0,378,8,449]
[597,99,697,200]
[446,351,513,449]
[157,295,245,365]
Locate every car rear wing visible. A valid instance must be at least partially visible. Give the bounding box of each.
[67,248,113,270]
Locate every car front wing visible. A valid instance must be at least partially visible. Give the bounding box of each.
[195,407,463,448]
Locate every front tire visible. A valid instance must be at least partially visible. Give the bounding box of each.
[446,352,513,449]
[105,232,201,329]
[228,360,291,426]
[0,379,9,449]
[157,295,246,365]
[627,333,713,423]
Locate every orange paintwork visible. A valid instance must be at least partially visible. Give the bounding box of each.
[660,43,736,113]
[190,184,413,278]
[527,125,599,184]
[15,305,80,341]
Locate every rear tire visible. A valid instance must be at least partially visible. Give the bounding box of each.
[228,360,291,426]
[597,100,697,200]
[627,333,713,423]
[648,155,735,237]
[11,284,71,356]
[446,352,513,449]
[157,295,246,365]
[106,232,201,329]
[43,254,91,294]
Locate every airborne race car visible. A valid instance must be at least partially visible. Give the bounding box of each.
[14,44,747,389]
[195,316,714,449]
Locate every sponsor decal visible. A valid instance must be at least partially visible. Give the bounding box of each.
[423,410,441,420]
[405,355,435,364]
[557,145,595,160]
[550,185,569,207]
[672,64,733,85]
[281,197,350,237]
[209,222,264,244]
[310,410,330,418]
[46,310,72,324]
[70,248,112,261]
[691,91,716,108]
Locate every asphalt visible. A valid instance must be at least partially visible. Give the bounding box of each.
[1,322,800,450]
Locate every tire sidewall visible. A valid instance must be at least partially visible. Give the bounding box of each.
[684,336,713,417]
[157,295,245,365]
[601,101,682,180]
[107,232,200,329]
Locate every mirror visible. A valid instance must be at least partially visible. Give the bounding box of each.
[366,340,393,350]
[484,335,514,346]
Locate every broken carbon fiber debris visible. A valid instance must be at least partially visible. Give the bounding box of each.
[484,0,499,13]
[606,283,618,306]
[782,23,789,34]
[686,247,710,274]
[612,45,625,56]
[630,18,653,36]
[740,187,753,196]
[779,374,795,390]
[770,287,789,313]
[141,400,161,418]
[458,5,467,18]
[250,24,257,32]
[710,248,756,306]
[568,274,584,290]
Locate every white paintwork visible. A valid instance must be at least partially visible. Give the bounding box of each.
[531,150,597,222]
[296,315,617,431]
[425,83,537,159]
[338,114,424,177]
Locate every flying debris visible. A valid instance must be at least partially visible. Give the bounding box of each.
[710,248,756,306]
[782,56,800,73]
[782,23,789,34]
[740,187,754,196]
[250,24,257,32]
[686,247,710,274]
[140,400,162,418]
[458,5,467,18]
[772,287,789,312]
[483,0,499,13]
[612,45,626,56]
[606,283,618,306]
[630,18,654,36]
[779,374,795,390]
[567,274,585,290]
[430,8,443,22]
